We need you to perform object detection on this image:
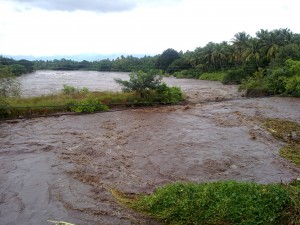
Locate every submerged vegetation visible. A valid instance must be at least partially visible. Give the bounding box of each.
[113,180,300,225]
[263,118,300,167]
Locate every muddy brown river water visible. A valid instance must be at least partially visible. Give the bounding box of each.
[1,71,300,224]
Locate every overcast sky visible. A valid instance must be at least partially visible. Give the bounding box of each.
[0,0,299,57]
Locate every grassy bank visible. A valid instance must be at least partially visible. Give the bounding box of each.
[113,180,300,225]
[0,88,184,119]
[0,92,128,118]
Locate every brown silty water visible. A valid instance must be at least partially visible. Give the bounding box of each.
[1,71,300,224]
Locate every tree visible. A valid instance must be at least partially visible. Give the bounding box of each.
[232,32,250,64]
[0,66,20,97]
[243,38,262,67]
[156,48,180,72]
[115,70,163,98]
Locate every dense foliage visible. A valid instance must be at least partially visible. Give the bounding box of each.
[130,181,300,225]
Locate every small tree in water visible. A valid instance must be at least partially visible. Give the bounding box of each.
[0,66,20,117]
[115,70,163,98]
[0,66,20,98]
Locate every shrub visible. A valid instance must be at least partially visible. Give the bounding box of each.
[285,75,300,96]
[68,97,108,113]
[239,68,271,97]
[199,72,226,81]
[62,85,90,95]
[62,85,79,95]
[0,97,11,118]
[156,83,183,104]
[0,66,20,97]
[115,70,163,98]
[173,69,200,78]
[222,68,249,84]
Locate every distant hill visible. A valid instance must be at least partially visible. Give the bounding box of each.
[3,53,150,61]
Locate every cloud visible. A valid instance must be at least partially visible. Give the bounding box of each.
[6,0,183,12]
[7,0,137,12]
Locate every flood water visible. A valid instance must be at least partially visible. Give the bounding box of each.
[2,71,300,225]
[18,70,239,100]
[18,70,128,97]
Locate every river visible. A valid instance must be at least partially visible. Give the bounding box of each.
[1,71,299,225]
[18,70,239,101]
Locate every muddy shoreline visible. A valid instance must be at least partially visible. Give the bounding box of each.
[1,81,300,225]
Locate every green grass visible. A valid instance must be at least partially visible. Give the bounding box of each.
[0,91,140,118]
[1,86,184,119]
[263,118,300,167]
[198,72,226,81]
[113,180,300,225]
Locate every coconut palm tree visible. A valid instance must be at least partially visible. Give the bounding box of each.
[232,32,251,65]
[243,38,262,67]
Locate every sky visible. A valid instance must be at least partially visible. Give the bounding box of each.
[0,0,300,57]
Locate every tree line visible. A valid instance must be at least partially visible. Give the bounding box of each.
[31,28,300,75]
[0,56,34,76]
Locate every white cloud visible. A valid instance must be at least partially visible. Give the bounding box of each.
[4,0,182,12]
[0,0,299,57]
[5,0,136,12]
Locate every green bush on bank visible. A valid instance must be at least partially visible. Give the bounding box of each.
[67,96,108,113]
[155,83,183,104]
[241,59,300,97]
[173,69,200,79]
[199,72,226,81]
[222,68,250,85]
[129,181,300,225]
[115,70,184,104]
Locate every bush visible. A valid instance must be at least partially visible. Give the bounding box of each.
[239,68,271,97]
[68,97,108,113]
[0,66,20,97]
[62,85,79,95]
[222,68,249,84]
[133,181,300,225]
[62,85,90,95]
[199,72,226,81]
[265,68,289,95]
[156,83,183,104]
[0,97,11,118]
[115,70,163,98]
[173,69,200,78]
[285,75,300,96]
